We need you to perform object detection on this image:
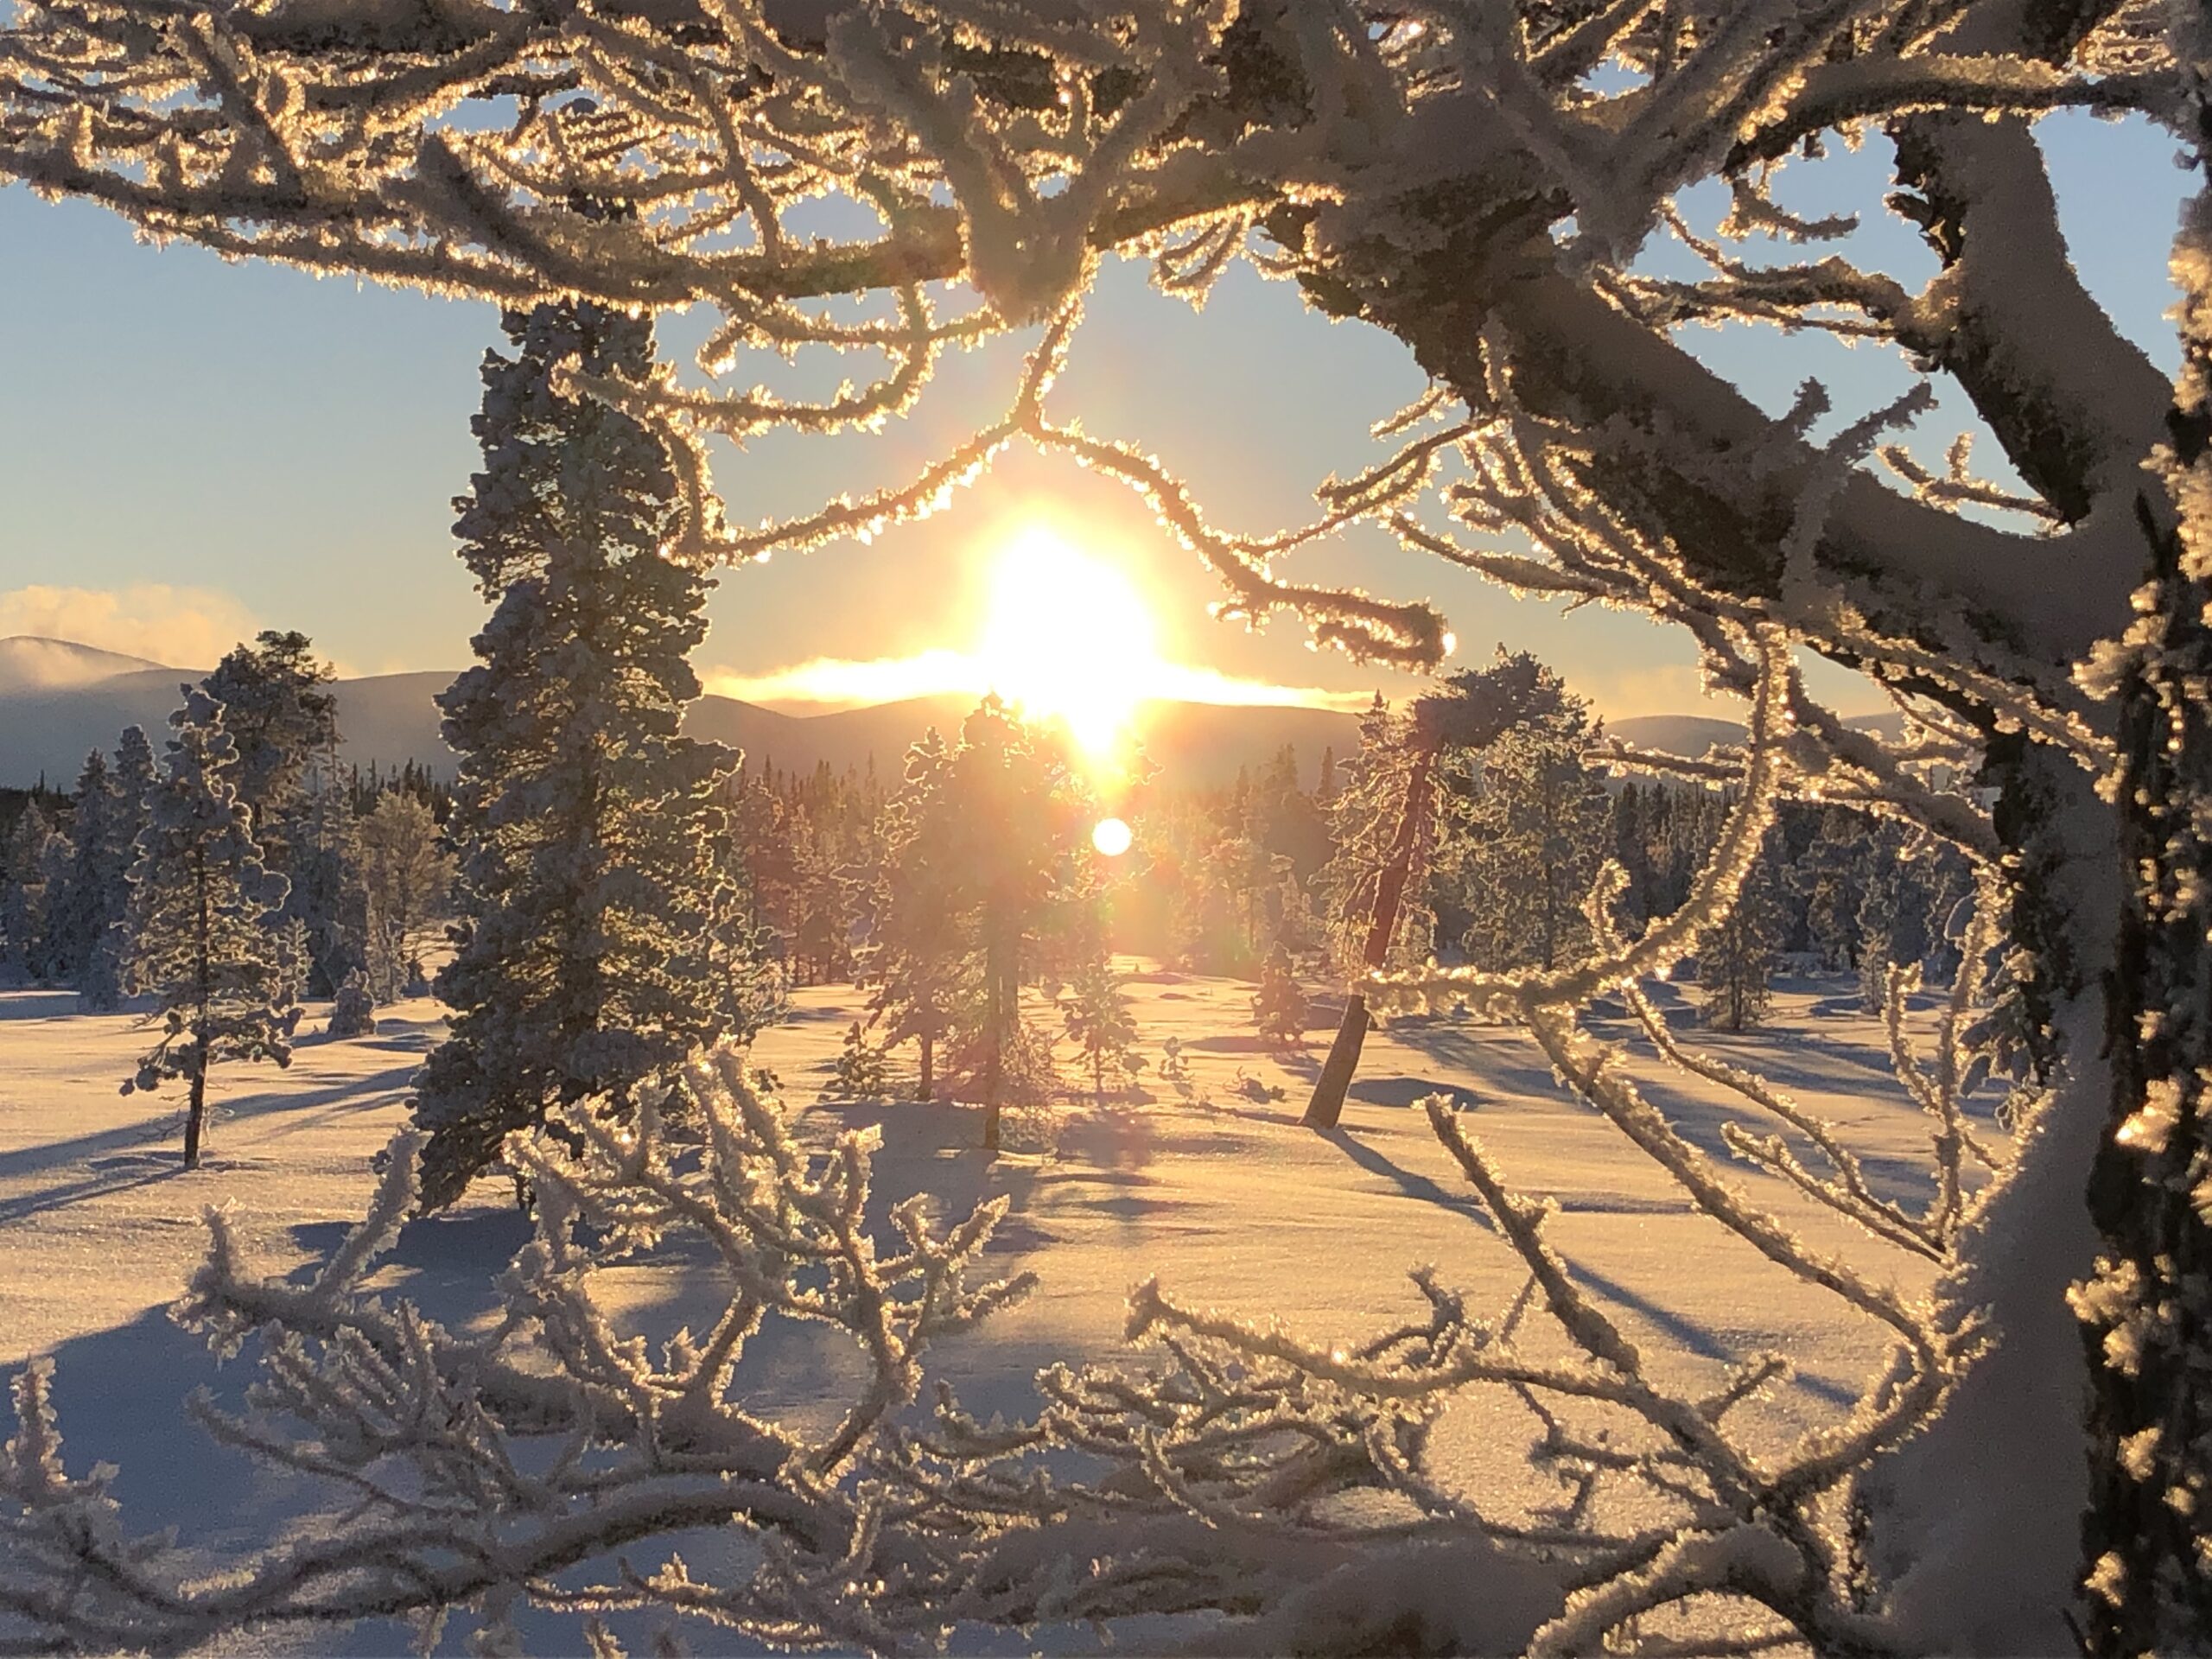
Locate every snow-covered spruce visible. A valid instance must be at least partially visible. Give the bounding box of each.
[1441,662,1612,976]
[120,687,298,1171]
[1063,951,1146,1099]
[866,699,1094,1142]
[201,632,353,994]
[412,300,781,1210]
[42,748,129,1008]
[325,967,376,1039]
[0,801,60,984]
[355,790,450,1004]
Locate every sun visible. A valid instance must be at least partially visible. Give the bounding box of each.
[976,524,1159,756]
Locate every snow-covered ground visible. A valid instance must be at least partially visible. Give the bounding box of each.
[0,967,1993,1649]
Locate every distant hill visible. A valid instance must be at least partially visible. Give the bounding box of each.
[0,636,170,695]
[708,696,1363,791]
[1610,710,1905,758]
[0,633,1900,793]
[0,639,1363,790]
[1606,714,1748,758]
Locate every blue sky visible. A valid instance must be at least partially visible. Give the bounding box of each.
[0,111,2186,717]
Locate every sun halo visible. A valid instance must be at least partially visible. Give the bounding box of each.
[976,524,1159,759]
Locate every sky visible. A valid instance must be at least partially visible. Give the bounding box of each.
[0,111,2189,721]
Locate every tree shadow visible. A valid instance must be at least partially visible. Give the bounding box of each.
[0,990,86,1020]
[0,1151,188,1227]
[1349,1074,1481,1110]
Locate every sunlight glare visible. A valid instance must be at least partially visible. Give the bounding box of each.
[978,525,1158,755]
[1091,817,1134,857]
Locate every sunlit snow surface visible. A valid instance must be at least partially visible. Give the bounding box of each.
[0,969,1992,1653]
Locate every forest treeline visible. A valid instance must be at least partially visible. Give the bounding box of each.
[0,642,1971,1054]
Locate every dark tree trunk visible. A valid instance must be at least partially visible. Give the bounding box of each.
[2079,100,2212,1650]
[183,1046,207,1170]
[1305,747,1434,1130]
[918,1032,935,1103]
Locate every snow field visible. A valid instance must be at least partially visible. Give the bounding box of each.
[0,965,1994,1649]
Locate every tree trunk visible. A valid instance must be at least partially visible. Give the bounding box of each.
[182,1045,207,1170]
[2078,95,2212,1649]
[918,1032,934,1103]
[1305,747,1435,1130]
[982,897,1017,1151]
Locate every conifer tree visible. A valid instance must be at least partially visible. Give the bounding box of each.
[791,841,854,985]
[828,1020,893,1101]
[327,968,377,1039]
[290,739,370,997]
[1856,823,1938,1011]
[106,725,156,988]
[1061,954,1143,1103]
[868,730,966,1104]
[48,750,129,1007]
[204,632,353,1000]
[357,791,452,1002]
[0,802,60,982]
[411,299,781,1210]
[1250,943,1309,1051]
[1790,807,1870,973]
[1312,696,1431,979]
[1444,666,1611,974]
[122,689,298,1169]
[1695,839,1783,1033]
[871,702,1091,1146]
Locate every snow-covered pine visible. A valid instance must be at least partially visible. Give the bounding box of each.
[412,299,781,1211]
[1313,695,1430,980]
[269,913,311,1014]
[122,687,298,1171]
[289,738,369,997]
[0,1046,1033,1653]
[1440,663,1611,975]
[0,802,59,983]
[354,790,450,1004]
[0,0,2193,1636]
[871,702,1092,1141]
[104,724,157,994]
[791,838,856,986]
[1061,951,1144,1101]
[200,632,335,832]
[1694,831,1784,1032]
[827,1019,893,1101]
[1179,819,1283,974]
[1306,652,1556,1129]
[1249,940,1309,1051]
[200,632,345,979]
[1789,807,1871,974]
[325,966,376,1039]
[46,749,129,1008]
[866,728,965,1104]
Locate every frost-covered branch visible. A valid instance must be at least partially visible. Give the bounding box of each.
[1,1047,1032,1655]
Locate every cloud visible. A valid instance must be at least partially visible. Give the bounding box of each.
[0,584,258,671]
[702,651,1373,713]
[1586,661,1712,721]
[705,651,992,709]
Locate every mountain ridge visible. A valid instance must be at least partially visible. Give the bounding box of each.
[0,639,1367,790]
[0,636,1898,791]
